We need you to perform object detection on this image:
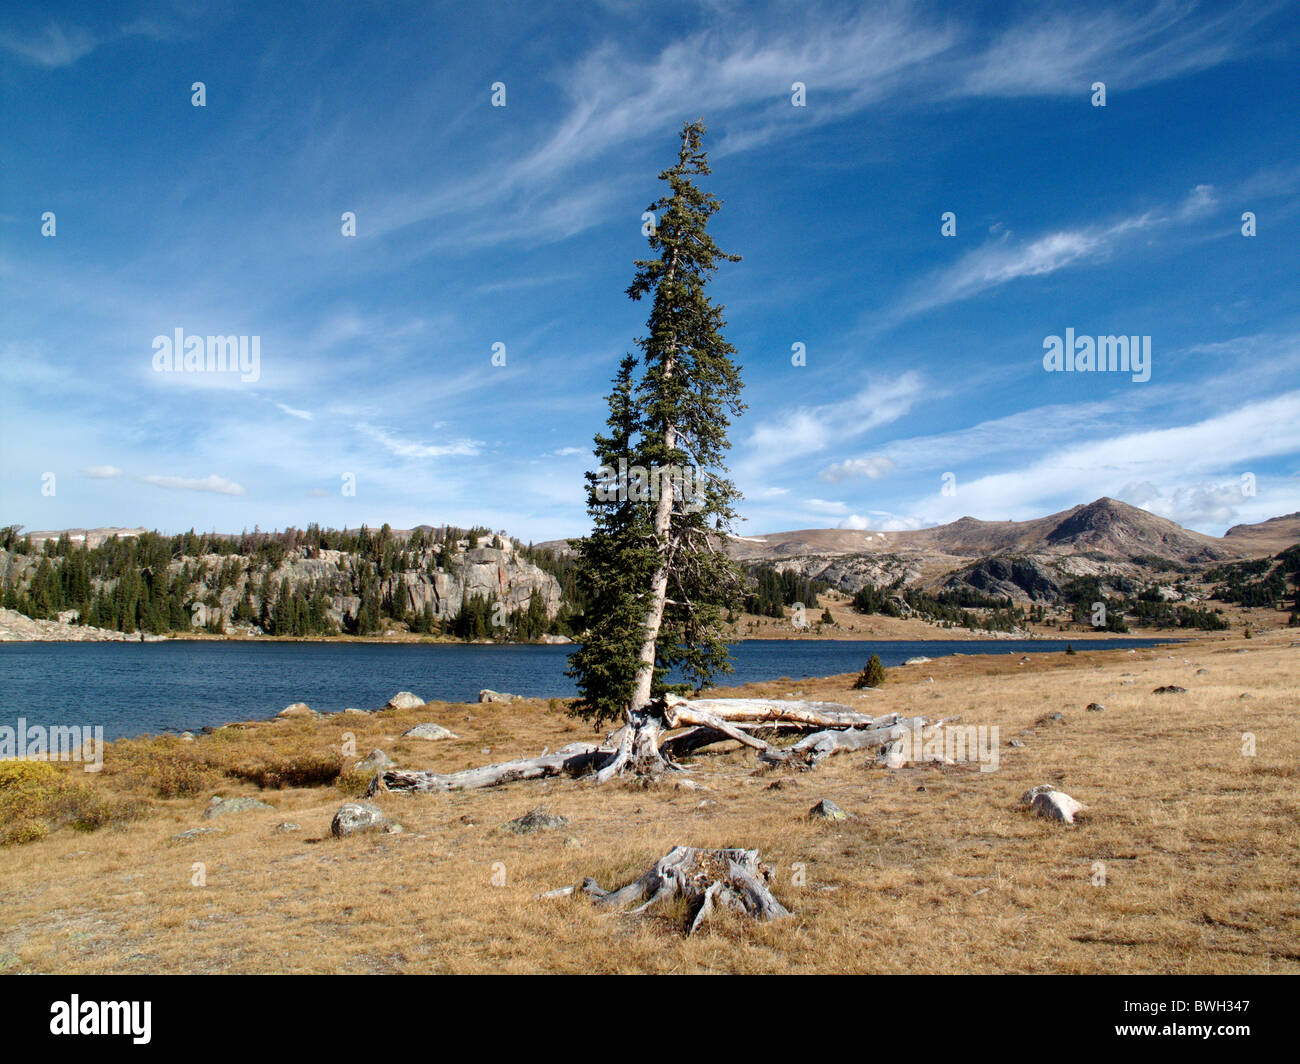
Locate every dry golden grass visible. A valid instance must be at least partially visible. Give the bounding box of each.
[0,627,1296,973]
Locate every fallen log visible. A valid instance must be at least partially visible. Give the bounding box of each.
[659,721,808,759]
[759,714,923,770]
[575,845,790,934]
[372,743,607,794]
[663,695,876,729]
[374,697,902,795]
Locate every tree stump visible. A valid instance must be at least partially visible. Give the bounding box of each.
[579,846,790,934]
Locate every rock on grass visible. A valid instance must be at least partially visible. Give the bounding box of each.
[402,723,458,741]
[500,806,569,835]
[331,801,391,837]
[203,796,274,819]
[1020,784,1086,824]
[808,798,849,821]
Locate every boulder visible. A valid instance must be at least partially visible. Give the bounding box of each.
[1086,702,1106,712]
[1153,685,1187,694]
[479,689,523,703]
[402,722,458,741]
[500,806,569,835]
[1020,784,1086,824]
[808,798,849,821]
[277,702,316,718]
[1030,790,1085,824]
[203,795,274,819]
[385,692,425,710]
[330,801,390,837]
[1020,783,1058,805]
[273,822,301,834]
[353,749,395,772]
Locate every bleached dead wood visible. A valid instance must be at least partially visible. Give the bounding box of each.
[572,846,790,933]
[759,714,918,769]
[659,721,808,758]
[374,696,916,794]
[664,695,876,730]
[372,743,607,794]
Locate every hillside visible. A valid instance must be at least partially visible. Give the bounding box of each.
[0,525,566,642]
[729,498,1254,564]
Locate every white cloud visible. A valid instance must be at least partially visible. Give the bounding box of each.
[140,474,247,496]
[803,498,849,515]
[819,456,897,482]
[743,372,925,473]
[836,511,922,532]
[1118,480,1229,526]
[906,391,1300,532]
[276,402,312,421]
[84,465,122,479]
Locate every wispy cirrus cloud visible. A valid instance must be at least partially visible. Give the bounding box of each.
[355,423,482,460]
[955,0,1276,98]
[891,184,1222,322]
[0,23,99,67]
[741,372,926,476]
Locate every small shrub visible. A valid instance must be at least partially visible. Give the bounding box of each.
[335,768,375,798]
[225,753,343,789]
[1065,643,1077,655]
[107,739,219,798]
[0,760,144,845]
[853,654,887,689]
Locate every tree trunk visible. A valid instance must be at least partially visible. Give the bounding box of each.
[628,246,681,721]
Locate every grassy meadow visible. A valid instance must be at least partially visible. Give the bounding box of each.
[0,626,1296,974]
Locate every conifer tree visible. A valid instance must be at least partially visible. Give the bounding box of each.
[567,120,746,776]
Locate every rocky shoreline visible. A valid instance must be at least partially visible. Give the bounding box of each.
[0,608,167,643]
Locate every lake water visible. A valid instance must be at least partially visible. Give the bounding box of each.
[0,637,1177,740]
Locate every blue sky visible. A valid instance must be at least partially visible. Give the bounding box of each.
[3,0,1298,542]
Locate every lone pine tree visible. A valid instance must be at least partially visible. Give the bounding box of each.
[567,119,746,778]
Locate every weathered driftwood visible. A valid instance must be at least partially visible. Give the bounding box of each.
[374,697,904,794]
[658,721,808,758]
[755,714,946,769]
[664,695,876,730]
[372,743,606,794]
[575,846,790,934]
